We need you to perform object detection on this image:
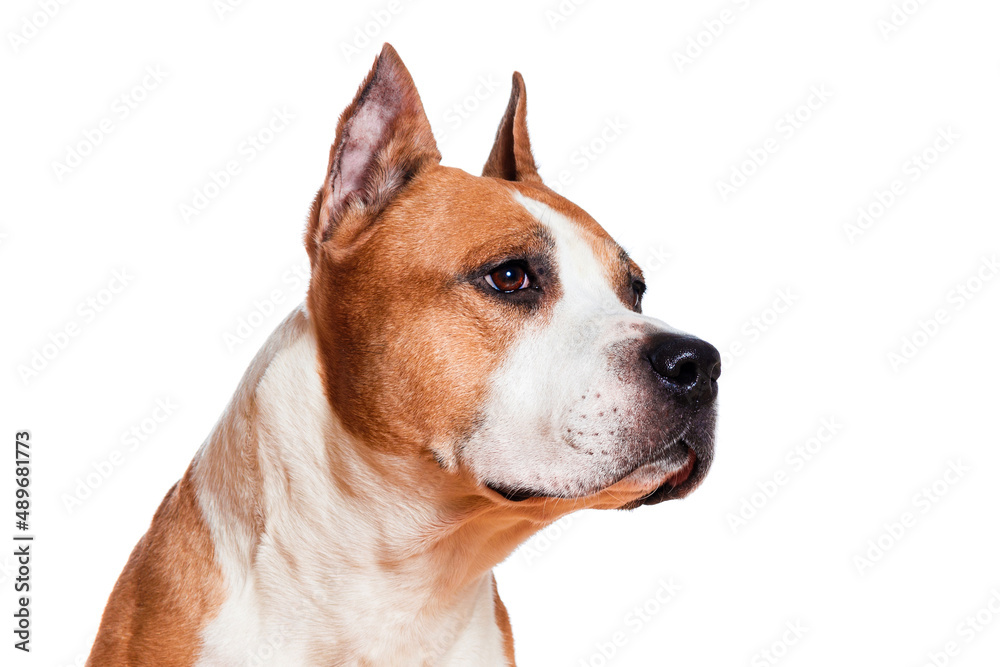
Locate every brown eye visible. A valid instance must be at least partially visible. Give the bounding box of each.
[632,280,646,308]
[486,263,530,292]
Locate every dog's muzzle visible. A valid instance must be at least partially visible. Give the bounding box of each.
[627,332,720,507]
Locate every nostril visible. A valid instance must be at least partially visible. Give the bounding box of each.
[673,360,698,387]
[647,333,721,405]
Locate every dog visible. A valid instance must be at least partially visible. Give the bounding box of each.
[88,43,721,666]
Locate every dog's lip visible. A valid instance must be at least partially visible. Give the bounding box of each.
[610,442,697,493]
[633,446,709,506]
[629,447,697,488]
[482,440,699,504]
[483,480,543,503]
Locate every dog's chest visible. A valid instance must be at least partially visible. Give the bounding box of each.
[191,321,510,665]
[194,569,507,666]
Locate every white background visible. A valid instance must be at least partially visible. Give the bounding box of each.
[2,0,999,665]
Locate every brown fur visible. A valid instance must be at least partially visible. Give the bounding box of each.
[482,72,542,184]
[493,577,516,665]
[308,167,564,459]
[87,468,223,666]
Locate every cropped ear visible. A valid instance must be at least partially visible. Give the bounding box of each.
[307,43,440,261]
[482,72,542,184]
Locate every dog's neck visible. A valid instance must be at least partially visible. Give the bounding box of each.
[190,305,534,663]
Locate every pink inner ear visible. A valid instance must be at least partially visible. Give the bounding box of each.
[332,100,394,208]
[330,64,412,213]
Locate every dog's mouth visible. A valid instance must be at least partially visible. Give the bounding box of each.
[617,445,697,495]
[484,481,545,503]
[604,438,709,508]
[624,443,704,507]
[484,437,710,506]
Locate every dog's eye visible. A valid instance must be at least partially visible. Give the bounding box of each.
[486,262,531,293]
[632,280,646,308]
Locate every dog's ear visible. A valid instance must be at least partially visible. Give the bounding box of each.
[482,72,542,184]
[308,43,440,260]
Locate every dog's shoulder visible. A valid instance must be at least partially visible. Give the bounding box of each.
[87,469,223,666]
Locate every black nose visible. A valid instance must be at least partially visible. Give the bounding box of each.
[648,333,721,405]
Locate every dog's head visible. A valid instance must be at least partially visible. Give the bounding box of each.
[306,45,719,510]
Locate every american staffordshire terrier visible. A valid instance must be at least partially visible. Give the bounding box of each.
[89,43,720,666]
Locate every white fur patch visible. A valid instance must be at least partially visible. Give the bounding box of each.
[459,194,686,498]
[194,309,508,666]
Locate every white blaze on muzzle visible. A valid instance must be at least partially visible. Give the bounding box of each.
[461,193,688,498]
